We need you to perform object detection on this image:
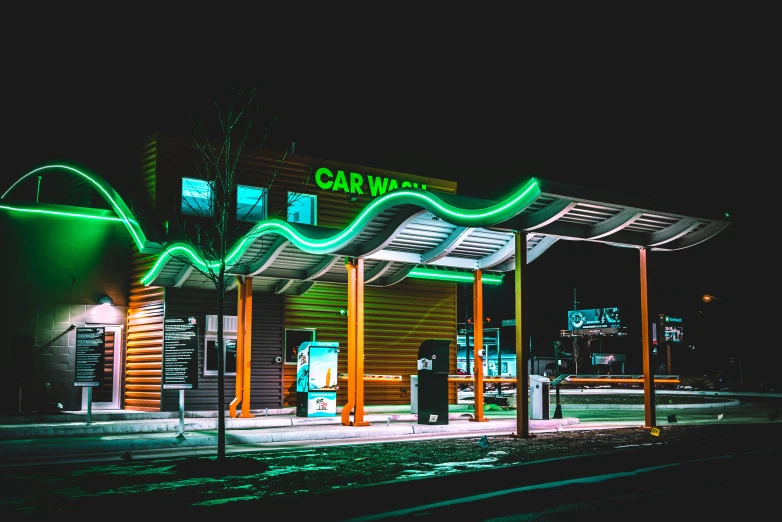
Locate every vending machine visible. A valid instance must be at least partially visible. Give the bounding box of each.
[296,341,339,417]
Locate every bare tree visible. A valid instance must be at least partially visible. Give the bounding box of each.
[571,335,581,375]
[166,87,308,461]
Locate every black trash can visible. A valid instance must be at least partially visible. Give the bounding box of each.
[416,339,450,425]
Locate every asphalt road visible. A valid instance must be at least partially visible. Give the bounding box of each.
[2,396,780,519]
[197,421,782,521]
[344,443,782,521]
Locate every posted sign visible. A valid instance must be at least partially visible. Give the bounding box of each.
[75,327,105,387]
[163,317,199,390]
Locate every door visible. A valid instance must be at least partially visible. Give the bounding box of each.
[81,325,123,410]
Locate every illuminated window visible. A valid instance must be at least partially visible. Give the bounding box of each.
[181,178,214,217]
[237,185,267,222]
[287,192,317,225]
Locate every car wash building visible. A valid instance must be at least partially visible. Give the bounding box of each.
[1,131,730,432]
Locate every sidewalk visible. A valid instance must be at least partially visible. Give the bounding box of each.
[6,389,756,465]
[0,405,580,464]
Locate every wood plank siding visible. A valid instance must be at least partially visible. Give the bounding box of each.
[123,135,165,411]
[148,131,457,231]
[125,251,165,411]
[125,132,459,411]
[163,288,284,412]
[283,278,457,407]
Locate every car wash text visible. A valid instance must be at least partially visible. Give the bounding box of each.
[315,167,427,197]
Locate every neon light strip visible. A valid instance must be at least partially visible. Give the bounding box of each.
[2,165,148,251]
[567,378,681,384]
[408,268,504,285]
[0,204,127,222]
[141,179,541,286]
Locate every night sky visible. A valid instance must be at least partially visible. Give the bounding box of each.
[4,24,773,380]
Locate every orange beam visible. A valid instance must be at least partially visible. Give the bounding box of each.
[470,269,488,422]
[640,247,656,429]
[568,377,680,384]
[229,276,245,418]
[451,377,518,383]
[239,277,254,418]
[338,373,401,381]
[341,259,357,426]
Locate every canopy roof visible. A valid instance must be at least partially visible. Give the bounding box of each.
[2,166,729,296]
[141,177,730,295]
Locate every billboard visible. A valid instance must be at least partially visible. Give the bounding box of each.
[566,307,621,330]
[655,314,684,344]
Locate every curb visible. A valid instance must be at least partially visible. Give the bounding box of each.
[0,416,580,461]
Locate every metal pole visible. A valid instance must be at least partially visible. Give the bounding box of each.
[553,384,563,419]
[497,328,503,396]
[513,232,530,437]
[178,389,185,435]
[86,387,92,425]
[640,247,656,429]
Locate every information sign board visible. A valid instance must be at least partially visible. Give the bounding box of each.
[163,317,199,390]
[75,327,105,387]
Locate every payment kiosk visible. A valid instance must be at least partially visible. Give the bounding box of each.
[416,339,450,425]
[296,341,339,417]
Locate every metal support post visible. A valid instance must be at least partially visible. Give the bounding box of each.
[178,389,185,435]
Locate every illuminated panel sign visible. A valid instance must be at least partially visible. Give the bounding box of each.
[566,307,621,330]
[655,314,684,344]
[664,325,684,343]
[315,167,427,197]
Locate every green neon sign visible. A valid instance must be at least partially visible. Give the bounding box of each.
[408,268,504,285]
[315,167,427,197]
[140,178,540,286]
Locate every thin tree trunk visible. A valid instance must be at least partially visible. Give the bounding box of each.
[216,264,226,460]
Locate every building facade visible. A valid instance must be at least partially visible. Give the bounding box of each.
[2,131,731,430]
[1,132,462,413]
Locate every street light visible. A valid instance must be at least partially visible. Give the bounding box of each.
[702,294,729,304]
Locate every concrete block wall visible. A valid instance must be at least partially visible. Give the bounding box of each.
[1,209,132,413]
[30,304,128,412]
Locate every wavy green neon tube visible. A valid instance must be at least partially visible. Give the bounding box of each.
[2,165,148,252]
[141,179,540,286]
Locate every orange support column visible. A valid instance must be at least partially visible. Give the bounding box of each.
[470,269,489,422]
[353,257,369,426]
[239,276,254,418]
[230,276,245,418]
[640,247,656,429]
[341,258,357,426]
